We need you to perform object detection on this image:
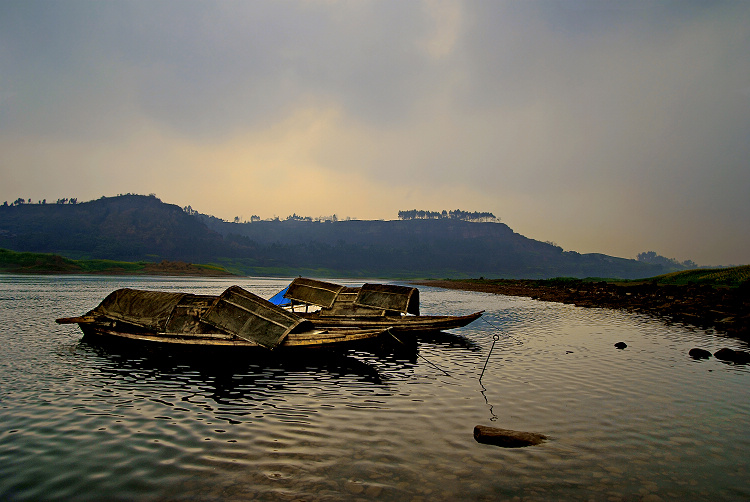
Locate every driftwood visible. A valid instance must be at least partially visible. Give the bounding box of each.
[473,425,547,448]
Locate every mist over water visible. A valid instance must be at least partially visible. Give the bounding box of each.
[1,275,748,501]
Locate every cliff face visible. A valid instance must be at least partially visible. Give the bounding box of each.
[0,195,671,279]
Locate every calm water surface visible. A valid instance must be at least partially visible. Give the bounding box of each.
[0,275,748,501]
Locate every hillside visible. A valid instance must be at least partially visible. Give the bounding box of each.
[206,217,670,278]
[0,195,238,262]
[0,195,674,279]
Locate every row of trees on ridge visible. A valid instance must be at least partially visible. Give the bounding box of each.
[397,209,498,222]
[4,198,79,206]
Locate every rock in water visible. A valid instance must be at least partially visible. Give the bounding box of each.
[688,348,712,360]
[473,425,547,448]
[714,348,750,364]
[614,342,627,349]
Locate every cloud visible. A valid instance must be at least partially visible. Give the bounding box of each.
[418,0,463,60]
[1,0,749,265]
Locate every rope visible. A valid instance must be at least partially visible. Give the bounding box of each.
[387,329,451,377]
[476,318,523,420]
[477,317,522,382]
[479,334,500,383]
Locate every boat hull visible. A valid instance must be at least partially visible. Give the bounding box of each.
[79,323,388,349]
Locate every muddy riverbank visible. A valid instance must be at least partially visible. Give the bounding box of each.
[414,279,750,343]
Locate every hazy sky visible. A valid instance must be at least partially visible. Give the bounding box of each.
[2,1,749,265]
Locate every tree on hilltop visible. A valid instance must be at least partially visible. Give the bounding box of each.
[397,209,498,222]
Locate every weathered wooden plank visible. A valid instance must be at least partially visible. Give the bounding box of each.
[55,316,97,324]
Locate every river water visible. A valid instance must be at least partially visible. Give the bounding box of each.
[0,275,748,501]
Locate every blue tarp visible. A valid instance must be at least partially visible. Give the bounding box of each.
[268,286,291,306]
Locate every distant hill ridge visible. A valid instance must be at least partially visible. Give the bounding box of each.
[0,194,673,279]
[0,195,227,262]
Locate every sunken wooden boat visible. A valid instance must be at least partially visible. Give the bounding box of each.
[56,285,388,350]
[272,278,483,332]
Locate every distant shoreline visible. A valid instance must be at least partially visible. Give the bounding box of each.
[0,249,237,277]
[105,261,236,277]
[413,278,750,343]
[0,267,235,277]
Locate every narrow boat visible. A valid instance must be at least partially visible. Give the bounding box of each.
[271,278,484,332]
[301,310,484,332]
[56,286,388,350]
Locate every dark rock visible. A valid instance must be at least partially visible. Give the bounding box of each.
[714,348,735,360]
[688,348,712,359]
[614,342,627,349]
[714,348,750,364]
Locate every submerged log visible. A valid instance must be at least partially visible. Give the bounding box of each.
[473,425,547,448]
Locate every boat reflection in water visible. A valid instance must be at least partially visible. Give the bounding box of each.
[74,322,479,426]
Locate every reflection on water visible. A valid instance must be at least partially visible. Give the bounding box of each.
[82,339,397,398]
[1,275,749,501]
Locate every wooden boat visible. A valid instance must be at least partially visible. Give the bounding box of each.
[273,278,484,332]
[300,310,484,332]
[56,286,389,350]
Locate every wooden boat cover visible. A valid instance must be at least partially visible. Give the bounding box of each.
[283,277,346,308]
[89,288,187,331]
[318,287,384,317]
[354,284,420,316]
[202,286,312,349]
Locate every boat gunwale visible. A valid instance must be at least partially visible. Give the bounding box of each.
[79,324,389,348]
[300,310,484,331]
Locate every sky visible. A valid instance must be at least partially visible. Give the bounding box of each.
[1,1,749,266]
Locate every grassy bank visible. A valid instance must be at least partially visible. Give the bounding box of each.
[0,249,235,277]
[454,265,750,290]
[646,265,750,288]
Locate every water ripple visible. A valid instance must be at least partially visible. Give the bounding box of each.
[1,275,748,501]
